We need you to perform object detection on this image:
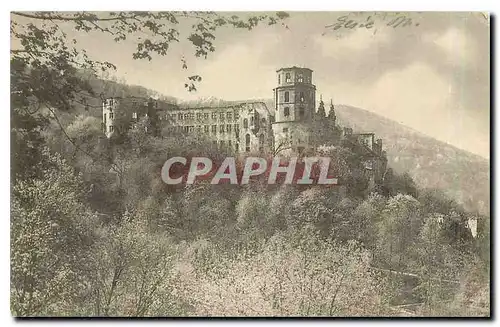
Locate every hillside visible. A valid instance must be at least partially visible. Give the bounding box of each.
[333,104,490,216]
[76,77,490,215]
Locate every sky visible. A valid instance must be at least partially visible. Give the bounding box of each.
[13,12,490,158]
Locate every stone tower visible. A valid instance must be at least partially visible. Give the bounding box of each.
[272,67,316,155]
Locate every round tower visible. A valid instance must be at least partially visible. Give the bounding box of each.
[272,66,316,155]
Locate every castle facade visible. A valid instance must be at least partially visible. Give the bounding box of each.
[102,66,387,184]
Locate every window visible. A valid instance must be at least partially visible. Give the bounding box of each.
[178,113,183,120]
[220,140,225,147]
[278,74,281,84]
[197,113,202,120]
[245,134,251,152]
[235,143,239,152]
[284,91,289,103]
[284,107,290,117]
[213,140,218,147]
[204,125,210,133]
[283,128,288,133]
[227,112,232,120]
[299,92,305,103]
[220,125,225,133]
[109,125,114,132]
[103,114,106,125]
[285,73,291,83]
[220,113,225,121]
[250,116,254,125]
[189,126,194,132]
[259,134,265,152]
[243,118,248,129]
[298,74,303,83]
[261,118,266,125]
[227,124,232,133]
[234,124,240,132]
[204,112,209,119]
[109,112,114,119]
[190,113,195,120]
[299,107,305,118]
[211,125,217,133]
[196,126,202,133]
[234,112,240,120]
[212,112,217,120]
[228,140,232,148]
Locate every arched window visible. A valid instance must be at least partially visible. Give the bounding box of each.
[284,91,289,103]
[245,134,251,152]
[284,107,290,117]
[243,118,248,129]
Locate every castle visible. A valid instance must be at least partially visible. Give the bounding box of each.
[102,66,387,186]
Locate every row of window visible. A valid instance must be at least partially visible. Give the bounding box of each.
[170,124,241,135]
[172,111,240,122]
[278,73,311,84]
[282,91,306,103]
[281,107,305,118]
[103,112,114,125]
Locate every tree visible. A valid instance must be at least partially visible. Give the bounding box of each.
[11,149,97,316]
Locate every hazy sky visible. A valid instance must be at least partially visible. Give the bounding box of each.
[13,12,490,158]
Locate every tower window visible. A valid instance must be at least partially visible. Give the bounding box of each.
[278,74,281,84]
[299,92,305,103]
[285,73,291,83]
[245,134,251,152]
[299,107,305,118]
[284,107,290,117]
[284,91,289,103]
[298,74,303,83]
[109,125,114,132]
[243,118,248,129]
[109,112,114,119]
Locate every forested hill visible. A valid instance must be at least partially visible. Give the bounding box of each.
[333,104,490,216]
[77,78,489,216]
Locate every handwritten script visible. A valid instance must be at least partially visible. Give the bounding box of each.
[323,13,420,35]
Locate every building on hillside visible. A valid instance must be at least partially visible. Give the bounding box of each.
[101,66,388,184]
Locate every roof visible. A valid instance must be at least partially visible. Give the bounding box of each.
[276,66,313,73]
